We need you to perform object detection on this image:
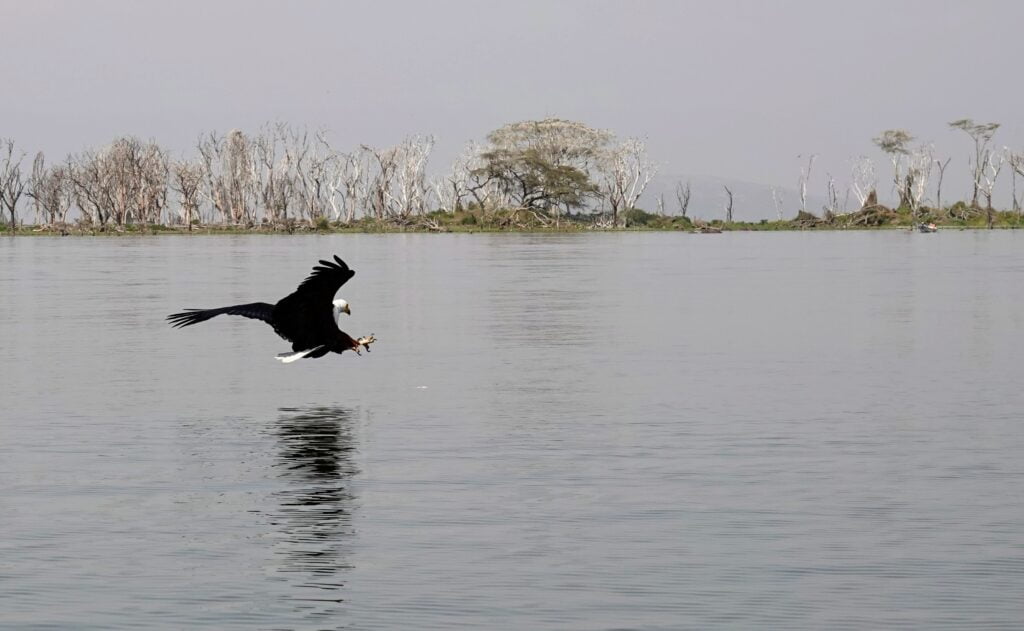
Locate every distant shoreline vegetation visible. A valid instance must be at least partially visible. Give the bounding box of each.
[2,117,1023,235]
[7,206,1024,236]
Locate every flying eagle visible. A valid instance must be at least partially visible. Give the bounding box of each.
[167,255,375,363]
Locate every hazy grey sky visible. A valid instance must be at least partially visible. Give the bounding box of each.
[3,0,1023,195]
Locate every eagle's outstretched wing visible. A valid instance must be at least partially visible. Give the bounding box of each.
[167,302,274,328]
[292,255,355,305]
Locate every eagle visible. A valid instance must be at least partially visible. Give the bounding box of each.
[167,255,375,363]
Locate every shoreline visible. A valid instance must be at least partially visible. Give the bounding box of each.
[5,221,1023,237]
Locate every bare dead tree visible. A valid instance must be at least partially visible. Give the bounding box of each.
[0,140,26,233]
[136,141,169,227]
[934,157,951,215]
[723,184,733,224]
[949,118,999,207]
[171,160,204,230]
[28,152,72,226]
[905,145,934,217]
[823,173,840,220]
[299,146,334,226]
[798,154,816,214]
[1008,151,1024,214]
[362,144,399,220]
[434,141,482,214]
[770,186,784,220]
[599,137,657,226]
[980,150,1004,211]
[83,137,167,229]
[104,137,141,226]
[67,150,109,227]
[391,135,435,218]
[335,150,367,223]
[308,132,351,224]
[250,124,294,224]
[280,125,334,226]
[674,180,691,218]
[850,156,876,208]
[198,130,256,225]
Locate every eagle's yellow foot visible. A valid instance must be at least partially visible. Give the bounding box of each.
[354,334,376,355]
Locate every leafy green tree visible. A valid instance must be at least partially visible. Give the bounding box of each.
[474,146,597,212]
[473,118,609,215]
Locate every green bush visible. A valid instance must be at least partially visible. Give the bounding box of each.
[624,207,655,226]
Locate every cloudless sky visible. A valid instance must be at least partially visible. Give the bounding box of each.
[3,0,1023,197]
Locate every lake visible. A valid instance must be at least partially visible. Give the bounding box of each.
[2,231,1023,629]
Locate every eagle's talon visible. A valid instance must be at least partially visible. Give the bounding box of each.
[353,334,375,355]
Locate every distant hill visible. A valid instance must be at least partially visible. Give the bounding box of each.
[638,173,832,223]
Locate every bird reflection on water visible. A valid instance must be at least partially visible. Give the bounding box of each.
[271,406,359,608]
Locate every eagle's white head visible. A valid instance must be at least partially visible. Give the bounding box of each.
[332,298,351,323]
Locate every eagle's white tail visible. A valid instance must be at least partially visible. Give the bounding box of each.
[275,345,325,364]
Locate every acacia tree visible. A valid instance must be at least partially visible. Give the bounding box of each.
[474,147,597,218]
[459,140,507,212]
[949,119,999,207]
[0,140,26,233]
[872,129,914,208]
[473,118,609,217]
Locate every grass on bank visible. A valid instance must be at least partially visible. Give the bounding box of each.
[5,203,1024,235]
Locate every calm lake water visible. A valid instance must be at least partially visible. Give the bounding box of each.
[2,231,1024,629]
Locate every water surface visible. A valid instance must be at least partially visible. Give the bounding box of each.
[2,231,1023,629]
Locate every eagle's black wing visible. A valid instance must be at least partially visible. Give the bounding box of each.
[271,255,355,350]
[167,302,275,328]
[292,255,355,302]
